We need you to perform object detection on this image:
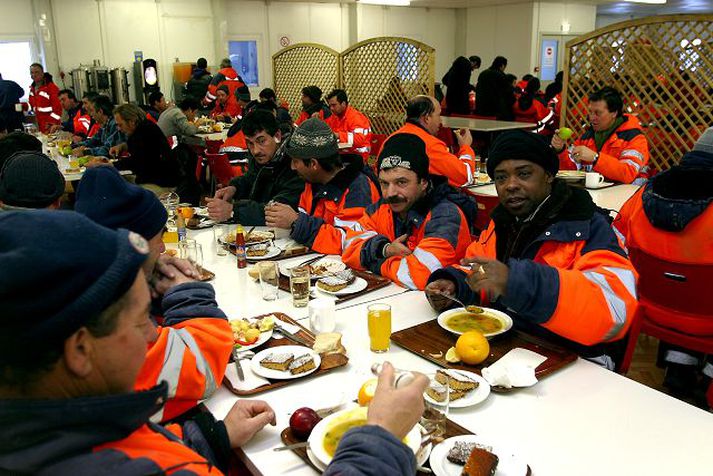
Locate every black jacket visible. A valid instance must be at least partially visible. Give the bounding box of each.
[115,120,179,187]
[475,67,515,120]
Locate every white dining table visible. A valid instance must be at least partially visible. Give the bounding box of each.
[194,225,713,476]
[440,116,537,132]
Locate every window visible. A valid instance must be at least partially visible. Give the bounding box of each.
[0,41,33,101]
[228,40,259,87]
[396,42,418,82]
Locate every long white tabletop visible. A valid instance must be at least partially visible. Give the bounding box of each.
[204,288,713,476]
[441,116,537,132]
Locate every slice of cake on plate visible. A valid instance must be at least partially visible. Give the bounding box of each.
[288,354,316,375]
[260,352,294,371]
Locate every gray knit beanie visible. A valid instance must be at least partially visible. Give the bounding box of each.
[286,118,338,159]
[692,127,713,155]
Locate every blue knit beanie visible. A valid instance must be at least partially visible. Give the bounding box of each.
[75,166,168,240]
[0,210,148,343]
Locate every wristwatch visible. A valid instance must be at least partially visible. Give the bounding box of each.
[592,152,600,166]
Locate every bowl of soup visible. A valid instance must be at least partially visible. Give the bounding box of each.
[308,405,421,466]
[437,307,513,338]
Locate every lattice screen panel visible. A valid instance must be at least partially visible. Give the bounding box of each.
[563,14,713,172]
[272,44,340,122]
[341,37,435,135]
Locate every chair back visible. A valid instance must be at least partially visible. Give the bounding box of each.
[205,152,236,188]
[205,139,223,154]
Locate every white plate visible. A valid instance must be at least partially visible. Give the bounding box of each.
[586,181,614,189]
[423,369,491,409]
[315,276,368,296]
[437,307,513,338]
[429,435,528,476]
[556,170,585,181]
[245,246,281,261]
[220,231,275,247]
[250,345,321,380]
[230,321,274,351]
[279,256,346,279]
[308,405,422,466]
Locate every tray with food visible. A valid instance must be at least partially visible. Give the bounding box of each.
[222,313,348,396]
[391,319,576,393]
[221,229,275,247]
[277,267,391,305]
[232,242,311,262]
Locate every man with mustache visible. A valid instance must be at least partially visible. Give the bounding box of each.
[342,134,472,290]
[207,109,304,225]
[425,130,638,369]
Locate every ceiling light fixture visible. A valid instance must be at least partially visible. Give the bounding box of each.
[358,0,411,6]
[623,0,667,4]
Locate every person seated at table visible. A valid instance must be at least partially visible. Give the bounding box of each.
[513,77,554,135]
[259,87,292,128]
[342,134,473,290]
[220,101,276,170]
[49,89,90,136]
[551,86,649,184]
[210,85,240,123]
[425,130,638,369]
[265,118,380,254]
[0,131,41,171]
[203,58,246,108]
[325,89,372,165]
[72,95,126,158]
[207,109,304,225]
[75,166,232,421]
[0,151,65,211]
[387,95,476,189]
[614,127,713,409]
[0,210,276,474]
[109,103,180,190]
[76,91,101,141]
[157,96,199,143]
[295,85,331,126]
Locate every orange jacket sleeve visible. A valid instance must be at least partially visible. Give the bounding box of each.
[592,132,649,183]
[426,139,476,189]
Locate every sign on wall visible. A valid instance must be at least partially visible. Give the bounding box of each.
[279,35,291,48]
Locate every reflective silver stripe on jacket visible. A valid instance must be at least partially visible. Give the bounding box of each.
[396,259,418,289]
[583,269,632,340]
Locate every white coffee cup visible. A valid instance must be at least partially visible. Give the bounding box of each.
[309,298,336,333]
[585,172,605,188]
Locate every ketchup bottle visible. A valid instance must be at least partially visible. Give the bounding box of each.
[235,224,247,269]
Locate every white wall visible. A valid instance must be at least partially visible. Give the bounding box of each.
[0,0,35,37]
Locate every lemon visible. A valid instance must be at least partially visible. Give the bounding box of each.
[455,331,490,365]
[445,346,461,363]
[357,378,378,406]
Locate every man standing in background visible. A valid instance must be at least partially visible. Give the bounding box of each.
[28,63,61,133]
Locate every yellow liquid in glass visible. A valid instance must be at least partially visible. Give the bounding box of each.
[368,310,391,352]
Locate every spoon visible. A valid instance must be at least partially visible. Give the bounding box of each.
[431,291,484,314]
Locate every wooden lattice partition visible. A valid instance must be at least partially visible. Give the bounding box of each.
[563,14,713,172]
[272,38,435,135]
[341,37,435,135]
[272,43,340,122]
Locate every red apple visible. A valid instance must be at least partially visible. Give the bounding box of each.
[289,407,321,440]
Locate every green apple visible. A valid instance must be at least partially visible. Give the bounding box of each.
[558,127,573,140]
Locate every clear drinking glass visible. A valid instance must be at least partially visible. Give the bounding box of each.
[159,192,180,226]
[258,261,279,301]
[367,303,391,353]
[289,266,310,308]
[212,223,230,256]
[179,240,203,270]
[421,373,449,438]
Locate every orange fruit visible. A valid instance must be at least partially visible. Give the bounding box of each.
[178,207,195,219]
[357,378,378,406]
[455,331,490,365]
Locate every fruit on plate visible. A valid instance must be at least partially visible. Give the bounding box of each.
[357,378,378,406]
[289,407,322,440]
[455,331,490,365]
[445,346,461,363]
[558,127,573,140]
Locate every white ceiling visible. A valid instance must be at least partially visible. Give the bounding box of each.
[277,0,713,10]
[277,0,614,8]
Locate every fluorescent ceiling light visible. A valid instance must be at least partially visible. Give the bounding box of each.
[358,0,411,6]
[623,0,667,4]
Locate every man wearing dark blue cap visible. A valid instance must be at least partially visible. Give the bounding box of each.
[0,151,66,210]
[426,130,638,370]
[75,166,234,422]
[0,210,276,474]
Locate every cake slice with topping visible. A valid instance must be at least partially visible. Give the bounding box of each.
[288,354,316,375]
[260,352,294,371]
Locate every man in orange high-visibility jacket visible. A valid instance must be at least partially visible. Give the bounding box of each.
[325,89,372,164]
[384,95,476,189]
[75,166,233,422]
[427,130,638,369]
[615,128,713,409]
[295,85,331,126]
[265,118,380,254]
[203,58,247,106]
[552,86,649,184]
[342,133,472,290]
[28,64,61,133]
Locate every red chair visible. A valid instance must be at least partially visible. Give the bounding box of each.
[619,247,713,374]
[205,139,223,154]
[204,152,239,194]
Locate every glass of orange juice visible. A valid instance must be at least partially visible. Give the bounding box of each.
[367,303,391,353]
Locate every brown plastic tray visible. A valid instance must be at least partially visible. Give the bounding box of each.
[278,269,391,305]
[222,312,348,396]
[391,319,577,392]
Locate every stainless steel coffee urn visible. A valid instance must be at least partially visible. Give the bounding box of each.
[110,68,130,105]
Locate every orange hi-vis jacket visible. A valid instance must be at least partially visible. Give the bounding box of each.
[342,180,471,290]
[430,182,638,358]
[295,103,331,126]
[513,98,554,133]
[73,108,92,136]
[559,114,649,184]
[291,155,380,254]
[325,105,372,163]
[134,282,233,422]
[204,67,246,104]
[385,122,476,189]
[29,80,61,133]
[211,94,241,120]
